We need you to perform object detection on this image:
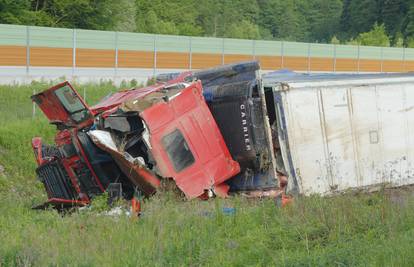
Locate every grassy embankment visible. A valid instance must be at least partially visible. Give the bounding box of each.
[1,82,414,266]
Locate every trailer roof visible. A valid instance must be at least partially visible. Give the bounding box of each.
[262,70,414,89]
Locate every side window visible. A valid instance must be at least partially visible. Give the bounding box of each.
[54,86,85,113]
[54,85,90,123]
[162,129,195,172]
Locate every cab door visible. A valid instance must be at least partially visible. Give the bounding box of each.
[31,81,93,128]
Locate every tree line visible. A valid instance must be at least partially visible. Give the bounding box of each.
[1,0,413,47]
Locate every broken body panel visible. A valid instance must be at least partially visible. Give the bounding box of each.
[89,81,239,199]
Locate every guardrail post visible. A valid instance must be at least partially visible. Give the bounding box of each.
[403,47,406,72]
[26,26,30,77]
[114,31,119,82]
[72,29,76,79]
[252,40,256,60]
[281,41,284,69]
[307,43,311,73]
[357,45,360,73]
[221,38,225,65]
[153,34,157,77]
[189,36,192,70]
[333,44,337,73]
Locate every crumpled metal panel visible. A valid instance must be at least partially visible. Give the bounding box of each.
[88,130,160,196]
[139,81,240,198]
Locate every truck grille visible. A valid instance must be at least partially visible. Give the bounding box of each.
[36,160,77,200]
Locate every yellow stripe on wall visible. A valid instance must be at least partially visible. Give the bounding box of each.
[359,59,382,72]
[256,56,282,70]
[157,52,189,69]
[76,48,115,68]
[1,45,413,73]
[404,61,414,72]
[191,53,222,69]
[0,46,26,66]
[310,57,334,72]
[224,54,254,64]
[382,60,404,72]
[335,58,359,72]
[283,56,308,71]
[30,47,72,67]
[118,50,154,68]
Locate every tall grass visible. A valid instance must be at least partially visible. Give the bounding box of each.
[0,80,127,124]
[1,84,414,266]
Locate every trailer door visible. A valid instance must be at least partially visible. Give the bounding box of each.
[273,89,299,193]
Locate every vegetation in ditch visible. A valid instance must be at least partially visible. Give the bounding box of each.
[1,84,414,266]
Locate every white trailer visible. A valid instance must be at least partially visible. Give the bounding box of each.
[262,71,414,195]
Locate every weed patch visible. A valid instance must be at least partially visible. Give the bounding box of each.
[1,84,414,266]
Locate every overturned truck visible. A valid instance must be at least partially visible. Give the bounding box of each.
[31,61,285,208]
[32,61,414,209]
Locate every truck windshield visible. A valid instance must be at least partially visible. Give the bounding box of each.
[162,129,195,172]
[54,85,89,123]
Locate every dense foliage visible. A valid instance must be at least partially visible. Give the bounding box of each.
[1,0,414,46]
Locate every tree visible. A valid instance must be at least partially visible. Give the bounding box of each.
[5,0,125,30]
[257,0,307,41]
[0,0,28,24]
[404,2,414,39]
[113,0,137,32]
[225,20,261,39]
[355,23,390,46]
[330,36,340,44]
[136,10,178,34]
[340,0,379,39]
[0,0,54,26]
[406,36,414,48]
[305,0,343,42]
[380,0,407,37]
[258,27,274,40]
[135,0,202,35]
[394,32,404,47]
[339,0,352,39]
[197,0,260,38]
[0,0,410,47]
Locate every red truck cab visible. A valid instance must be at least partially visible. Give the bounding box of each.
[32,78,240,208]
[139,81,238,198]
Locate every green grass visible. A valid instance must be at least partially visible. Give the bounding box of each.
[1,83,414,266]
[0,81,118,124]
